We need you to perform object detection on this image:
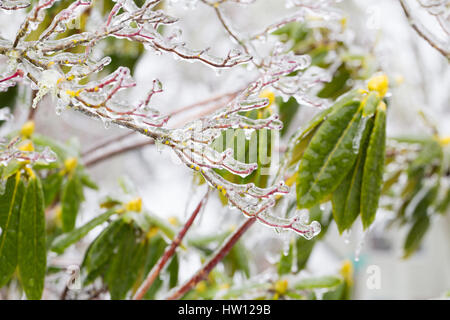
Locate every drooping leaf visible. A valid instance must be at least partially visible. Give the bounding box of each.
[361,103,386,229]
[297,92,364,208]
[18,175,46,300]
[79,172,98,190]
[295,205,331,271]
[296,237,316,271]
[332,116,374,233]
[51,209,117,254]
[105,223,142,299]
[0,173,24,287]
[82,219,127,281]
[403,216,430,259]
[61,174,84,232]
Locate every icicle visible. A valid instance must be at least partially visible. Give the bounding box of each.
[343,229,351,245]
[354,229,369,262]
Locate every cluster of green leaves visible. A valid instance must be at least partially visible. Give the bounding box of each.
[0,127,96,299]
[62,206,179,299]
[284,88,387,233]
[382,136,449,258]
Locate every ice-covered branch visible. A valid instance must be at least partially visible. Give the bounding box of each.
[0,0,329,238]
[399,0,450,59]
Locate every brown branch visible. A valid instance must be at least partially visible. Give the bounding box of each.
[399,0,450,60]
[84,139,154,167]
[168,90,239,117]
[133,190,210,300]
[82,90,240,167]
[165,216,256,300]
[82,131,135,157]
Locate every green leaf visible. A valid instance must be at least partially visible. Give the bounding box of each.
[79,172,98,190]
[278,241,294,275]
[32,134,77,162]
[294,205,331,271]
[61,174,84,232]
[362,92,381,117]
[51,209,117,254]
[296,237,316,271]
[332,116,374,233]
[277,96,300,137]
[18,175,46,300]
[0,173,25,287]
[317,64,351,99]
[297,92,364,208]
[403,216,430,259]
[225,240,250,278]
[361,103,386,229]
[42,172,63,207]
[105,223,142,299]
[83,219,126,278]
[168,254,179,289]
[293,275,342,290]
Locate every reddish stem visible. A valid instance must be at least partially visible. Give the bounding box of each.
[0,69,23,83]
[133,191,210,300]
[165,217,256,300]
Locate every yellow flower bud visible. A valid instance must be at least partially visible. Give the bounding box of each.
[340,260,354,285]
[64,157,78,173]
[146,226,159,239]
[439,136,450,146]
[168,216,179,226]
[126,197,142,212]
[18,141,34,152]
[259,90,275,107]
[196,281,207,293]
[368,73,389,97]
[274,279,288,295]
[20,121,35,138]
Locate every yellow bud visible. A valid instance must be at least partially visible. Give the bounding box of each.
[146,226,159,239]
[64,157,78,173]
[285,172,297,187]
[259,90,275,107]
[219,283,230,290]
[274,279,288,295]
[56,205,63,222]
[340,260,354,285]
[126,197,142,212]
[439,136,450,146]
[196,281,207,293]
[18,141,34,152]
[368,73,389,97]
[20,121,35,138]
[168,216,179,226]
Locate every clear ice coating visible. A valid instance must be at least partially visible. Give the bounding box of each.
[0,0,30,10]
[0,0,335,239]
[0,136,57,166]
